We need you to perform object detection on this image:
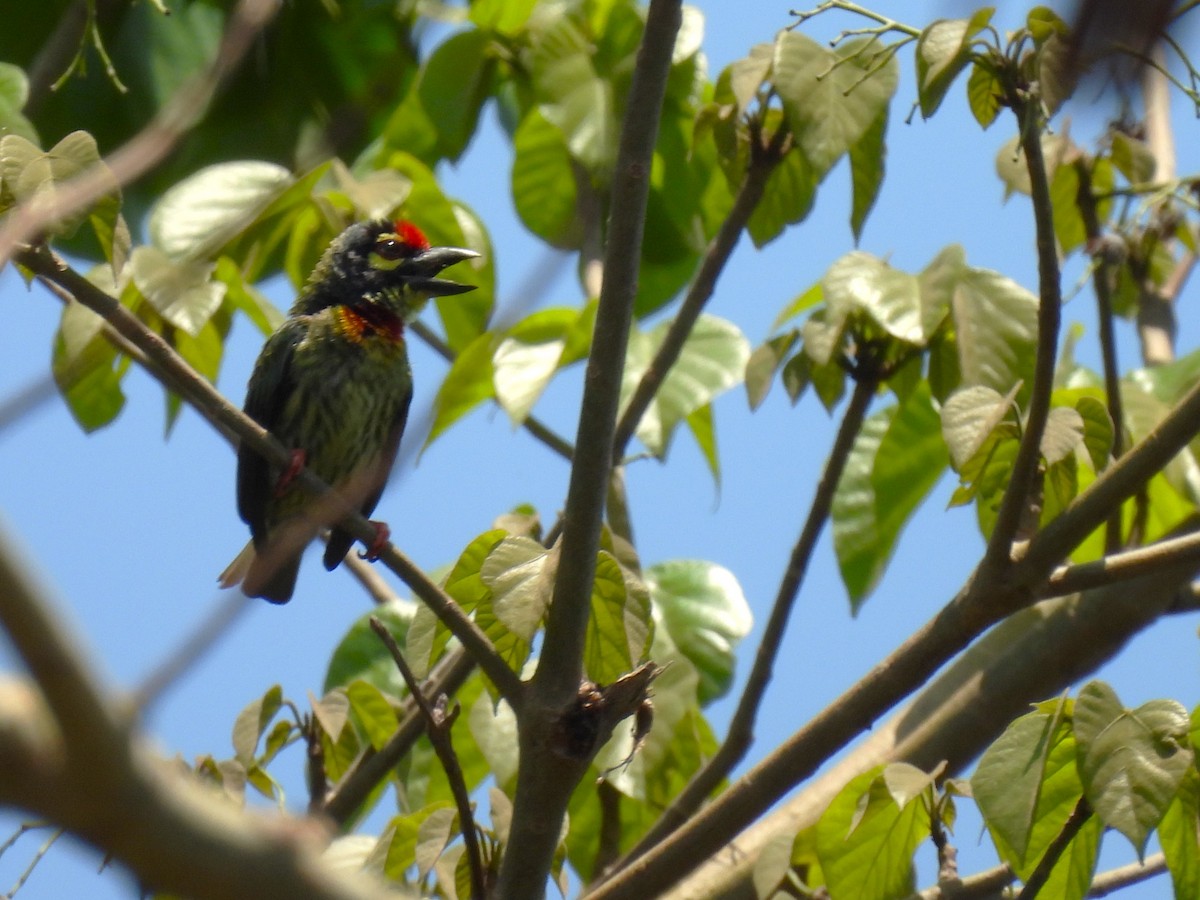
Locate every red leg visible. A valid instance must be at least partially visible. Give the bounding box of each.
[359,521,391,561]
[274,449,308,497]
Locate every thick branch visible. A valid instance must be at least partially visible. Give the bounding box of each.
[15,243,524,706]
[613,370,877,866]
[497,3,681,896]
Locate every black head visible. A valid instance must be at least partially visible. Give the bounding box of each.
[295,219,479,314]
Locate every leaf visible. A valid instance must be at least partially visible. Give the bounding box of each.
[324,602,416,696]
[585,551,652,685]
[149,161,294,261]
[1040,405,1084,465]
[415,807,458,879]
[940,383,1019,470]
[995,132,1070,199]
[915,9,994,118]
[1075,395,1113,471]
[950,265,1039,397]
[620,314,749,458]
[0,131,114,236]
[52,298,126,432]
[1074,681,1192,856]
[469,0,537,35]
[685,403,721,486]
[129,246,226,336]
[419,29,494,162]
[816,767,925,900]
[511,109,581,249]
[848,105,888,241]
[1161,769,1200,899]
[424,331,498,451]
[746,146,817,248]
[646,560,751,704]
[745,332,800,410]
[1110,132,1156,184]
[771,282,824,331]
[0,62,37,144]
[729,42,774,113]
[469,692,520,788]
[309,689,351,742]
[345,679,400,752]
[481,536,554,640]
[973,704,1082,875]
[966,61,1003,129]
[772,33,899,180]
[833,384,949,609]
[823,251,925,345]
[232,684,282,765]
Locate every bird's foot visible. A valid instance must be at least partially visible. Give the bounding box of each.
[359,521,391,561]
[274,449,308,497]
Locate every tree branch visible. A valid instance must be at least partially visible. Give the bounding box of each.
[368,617,485,900]
[1016,797,1093,900]
[1040,527,1200,595]
[497,2,681,896]
[983,93,1063,569]
[15,243,525,707]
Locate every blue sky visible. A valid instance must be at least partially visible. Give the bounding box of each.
[2,1,1199,897]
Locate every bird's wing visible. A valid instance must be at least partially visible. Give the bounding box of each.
[237,318,307,541]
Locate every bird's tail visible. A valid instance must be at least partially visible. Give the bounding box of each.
[218,540,300,604]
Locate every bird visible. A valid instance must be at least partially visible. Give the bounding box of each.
[218,218,479,603]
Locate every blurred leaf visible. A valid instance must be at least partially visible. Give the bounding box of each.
[729,42,774,113]
[481,536,554,641]
[232,684,282,766]
[52,299,126,432]
[415,807,457,880]
[950,265,1039,398]
[1041,405,1084,465]
[966,61,1003,129]
[848,105,888,242]
[470,0,538,35]
[915,9,994,118]
[1074,681,1192,856]
[309,689,351,742]
[647,559,751,704]
[686,403,721,486]
[0,62,37,144]
[215,256,285,336]
[149,161,294,261]
[941,383,1019,470]
[995,132,1070,199]
[1111,132,1156,184]
[1074,395,1113,471]
[0,131,114,236]
[771,282,824,331]
[745,331,799,410]
[1161,768,1200,898]
[747,146,817,247]
[346,679,400,751]
[420,29,494,162]
[129,246,225,336]
[425,332,498,451]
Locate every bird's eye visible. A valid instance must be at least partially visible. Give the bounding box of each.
[373,237,408,261]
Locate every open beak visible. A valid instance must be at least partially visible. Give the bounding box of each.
[403,247,480,296]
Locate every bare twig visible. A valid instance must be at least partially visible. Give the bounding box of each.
[368,617,485,900]
[15,243,525,707]
[1088,851,1166,896]
[1040,527,1200,595]
[3,827,63,899]
[321,646,478,826]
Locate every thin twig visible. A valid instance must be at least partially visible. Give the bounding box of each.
[610,367,878,868]
[1040,528,1200,595]
[4,827,63,899]
[368,617,486,900]
[322,646,478,825]
[16,243,525,707]
[983,92,1063,569]
[1088,851,1165,896]
[1017,797,1093,900]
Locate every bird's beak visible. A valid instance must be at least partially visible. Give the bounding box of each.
[403,247,481,296]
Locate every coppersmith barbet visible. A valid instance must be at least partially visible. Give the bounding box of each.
[219,219,478,603]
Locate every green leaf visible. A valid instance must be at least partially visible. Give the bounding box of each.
[950,264,1039,397]
[729,42,774,113]
[848,105,888,242]
[129,246,225,336]
[1161,768,1200,899]
[0,131,113,236]
[414,807,457,880]
[374,803,455,880]
[469,692,521,789]
[1074,681,1192,856]
[148,161,294,261]
[816,767,925,900]
[1037,32,1076,116]
[511,109,581,249]
[481,536,554,641]
[1074,396,1113,471]
[966,61,1003,129]
[915,10,994,118]
[745,332,800,410]
[52,298,126,432]
[746,146,816,248]
[771,282,824,331]
[621,314,749,457]
[685,403,721,486]
[324,602,415,696]
[346,679,400,752]
[425,331,498,451]
[492,307,584,425]
[585,551,652,685]
[0,63,37,144]
[833,384,949,609]
[823,251,926,345]
[1111,132,1156,184]
[420,29,494,162]
[973,703,1082,875]
[232,684,282,766]
[309,689,351,742]
[215,256,284,336]
[646,560,751,704]
[470,0,537,35]
[772,33,899,179]
[995,132,1070,199]
[1027,6,1070,42]
[940,383,1019,470]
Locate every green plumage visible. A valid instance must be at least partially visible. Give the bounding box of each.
[223,219,478,603]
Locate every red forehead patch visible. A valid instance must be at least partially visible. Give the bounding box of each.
[395,220,431,252]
